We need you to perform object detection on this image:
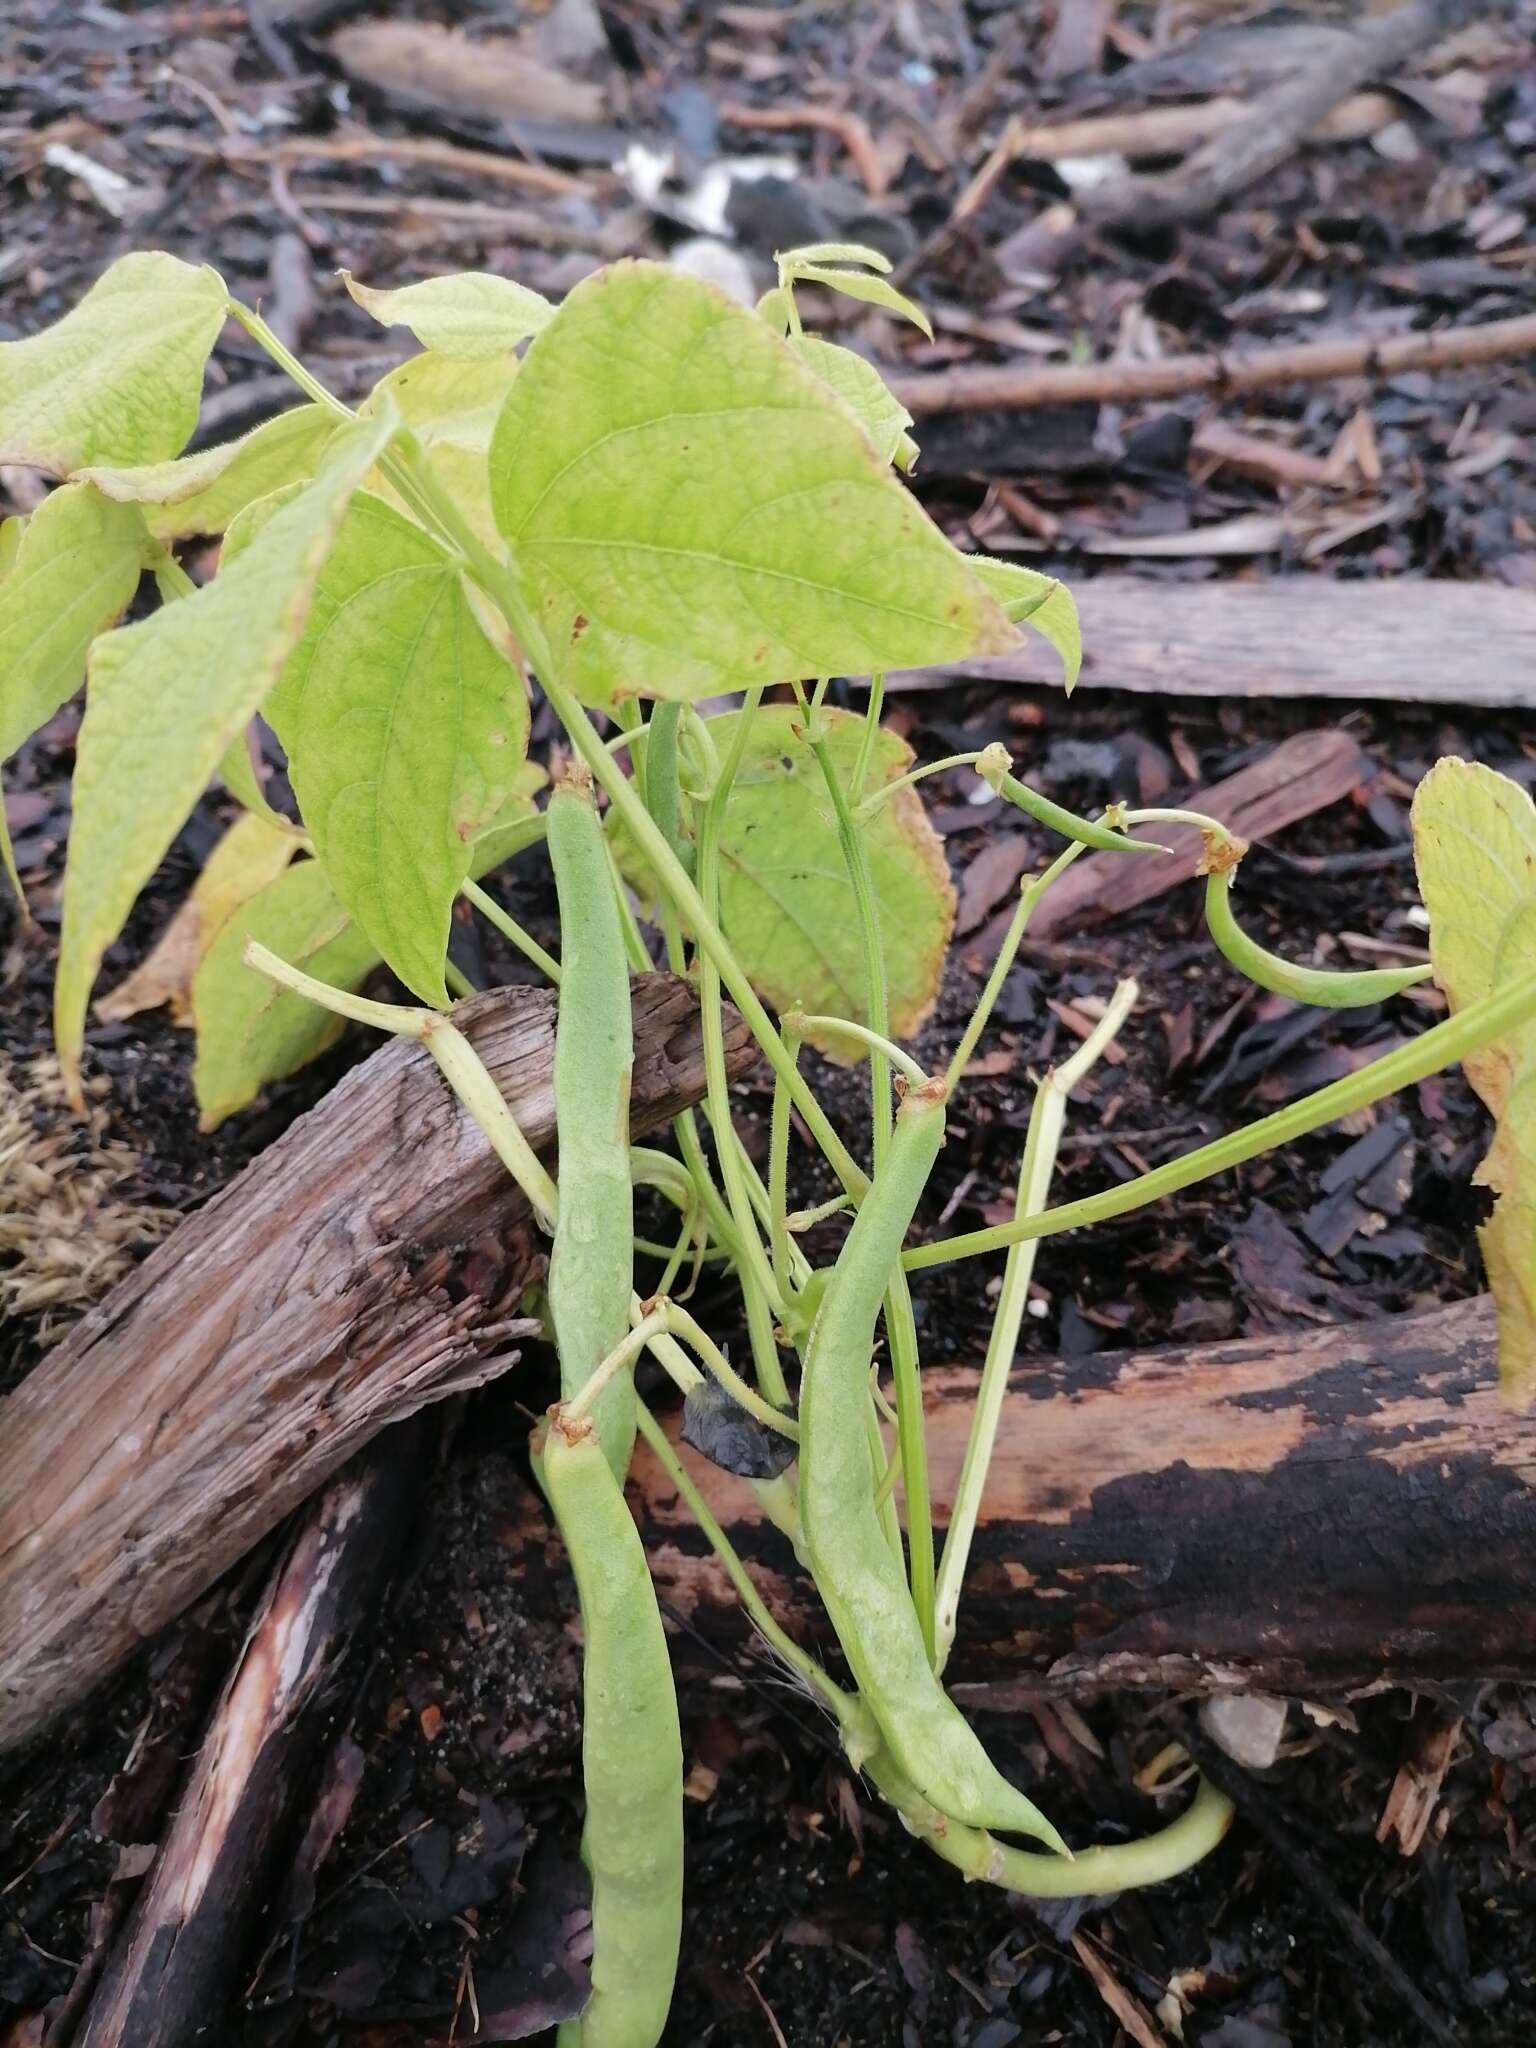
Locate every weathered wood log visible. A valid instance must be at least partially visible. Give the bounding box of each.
[881,579,1536,712]
[0,974,751,1753]
[72,1428,427,2048]
[511,1296,1536,1697]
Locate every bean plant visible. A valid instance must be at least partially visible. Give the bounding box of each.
[4,245,1536,2046]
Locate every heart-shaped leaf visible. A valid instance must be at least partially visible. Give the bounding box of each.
[0,252,228,475]
[344,270,553,358]
[490,262,1016,704]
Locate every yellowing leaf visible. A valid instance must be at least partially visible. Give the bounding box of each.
[968,556,1082,692]
[1411,757,1536,1405]
[0,516,23,578]
[343,270,553,358]
[661,704,952,1054]
[360,352,519,549]
[55,399,401,1102]
[80,405,337,540]
[490,262,1016,704]
[192,780,541,1127]
[790,336,917,471]
[281,560,530,1006]
[96,811,301,1025]
[191,857,373,1129]
[0,483,146,766]
[0,252,228,475]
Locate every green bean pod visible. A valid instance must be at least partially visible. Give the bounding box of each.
[545,1413,684,2048]
[799,1080,1068,1852]
[1205,865,1432,1009]
[642,700,693,880]
[976,744,1162,855]
[549,773,636,1479]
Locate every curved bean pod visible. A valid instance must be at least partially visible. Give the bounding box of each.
[976,744,1163,856]
[548,772,637,1479]
[1206,862,1431,1009]
[799,1079,1067,1853]
[545,1412,684,2048]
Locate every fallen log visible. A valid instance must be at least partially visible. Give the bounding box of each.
[0,974,750,1754]
[71,1428,427,2048]
[511,1296,1536,1697]
[880,578,1536,712]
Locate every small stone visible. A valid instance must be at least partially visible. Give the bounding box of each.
[1200,1692,1288,1771]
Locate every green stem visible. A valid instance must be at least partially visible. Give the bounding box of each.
[850,673,885,803]
[932,979,1137,1672]
[943,840,1087,1096]
[462,878,562,984]
[769,1020,802,1301]
[227,300,355,422]
[445,958,477,1000]
[909,964,1536,1271]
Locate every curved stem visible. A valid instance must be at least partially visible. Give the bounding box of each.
[944,839,1088,1096]
[908,963,1536,1271]
[868,1751,1235,1897]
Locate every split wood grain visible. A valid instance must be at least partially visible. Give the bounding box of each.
[0,974,750,1753]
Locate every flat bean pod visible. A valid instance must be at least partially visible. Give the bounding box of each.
[545,1414,684,2048]
[799,1080,1067,1852]
[1206,865,1432,1009]
[548,773,636,1478]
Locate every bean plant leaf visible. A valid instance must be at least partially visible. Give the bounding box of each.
[0,483,147,768]
[360,352,520,549]
[0,516,23,578]
[279,558,530,1007]
[490,262,1016,705]
[627,704,953,1055]
[192,857,374,1129]
[790,336,917,471]
[240,488,443,731]
[0,251,228,475]
[80,405,337,541]
[343,270,553,358]
[968,555,1082,692]
[192,775,541,1127]
[1411,757,1536,1406]
[54,400,400,1102]
[97,811,302,1026]
[785,263,932,338]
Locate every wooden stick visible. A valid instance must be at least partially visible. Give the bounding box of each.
[72,1428,427,2048]
[515,1296,1536,1697]
[0,975,750,1753]
[878,578,1536,711]
[889,311,1536,416]
[1082,0,1494,226]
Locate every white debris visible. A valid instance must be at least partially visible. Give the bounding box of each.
[1200,1691,1289,1772]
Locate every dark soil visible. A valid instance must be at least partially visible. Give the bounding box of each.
[5,2,1536,2044]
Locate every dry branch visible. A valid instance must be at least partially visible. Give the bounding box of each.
[513,1297,1536,1698]
[1082,0,1497,227]
[0,974,749,1754]
[888,311,1536,417]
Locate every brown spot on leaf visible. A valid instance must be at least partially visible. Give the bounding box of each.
[570,613,589,642]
